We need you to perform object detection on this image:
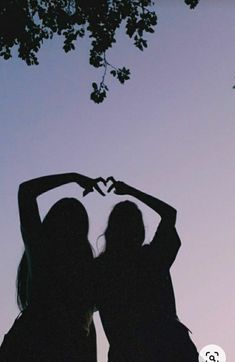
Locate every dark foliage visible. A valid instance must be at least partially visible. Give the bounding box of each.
[184,0,199,9]
[0,1,200,103]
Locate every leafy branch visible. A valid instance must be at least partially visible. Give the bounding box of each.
[0,0,202,103]
[90,53,131,103]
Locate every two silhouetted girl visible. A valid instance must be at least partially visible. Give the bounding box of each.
[1,173,198,361]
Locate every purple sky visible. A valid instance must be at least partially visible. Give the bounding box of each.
[1,1,235,361]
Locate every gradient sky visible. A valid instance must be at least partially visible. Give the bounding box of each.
[1,1,235,361]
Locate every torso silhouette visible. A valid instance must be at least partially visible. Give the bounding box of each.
[94,222,198,362]
[1,227,96,362]
[1,173,101,361]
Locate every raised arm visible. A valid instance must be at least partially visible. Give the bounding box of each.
[18,173,105,243]
[107,178,176,224]
[107,178,180,268]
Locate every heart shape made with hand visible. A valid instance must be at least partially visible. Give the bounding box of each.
[106,177,117,193]
[96,178,116,195]
[83,177,116,197]
[95,179,108,195]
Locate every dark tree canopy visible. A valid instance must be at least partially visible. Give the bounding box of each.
[0,0,199,103]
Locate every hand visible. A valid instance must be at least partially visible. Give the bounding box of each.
[79,176,107,197]
[106,177,130,195]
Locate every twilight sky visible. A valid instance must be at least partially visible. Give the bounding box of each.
[1,1,235,361]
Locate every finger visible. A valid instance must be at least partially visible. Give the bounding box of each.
[106,176,117,184]
[107,184,115,193]
[83,188,93,197]
[94,183,106,196]
[95,177,106,185]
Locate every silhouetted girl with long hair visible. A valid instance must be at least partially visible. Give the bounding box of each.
[0,172,105,362]
[94,178,198,362]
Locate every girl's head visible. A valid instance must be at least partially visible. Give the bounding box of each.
[104,201,145,255]
[41,197,93,261]
[42,198,91,254]
[17,198,93,310]
[43,197,89,237]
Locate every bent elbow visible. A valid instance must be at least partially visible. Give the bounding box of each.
[162,208,177,226]
[18,181,33,201]
[18,182,28,198]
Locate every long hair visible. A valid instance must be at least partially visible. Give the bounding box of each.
[16,198,92,311]
[16,251,30,311]
[104,201,145,256]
